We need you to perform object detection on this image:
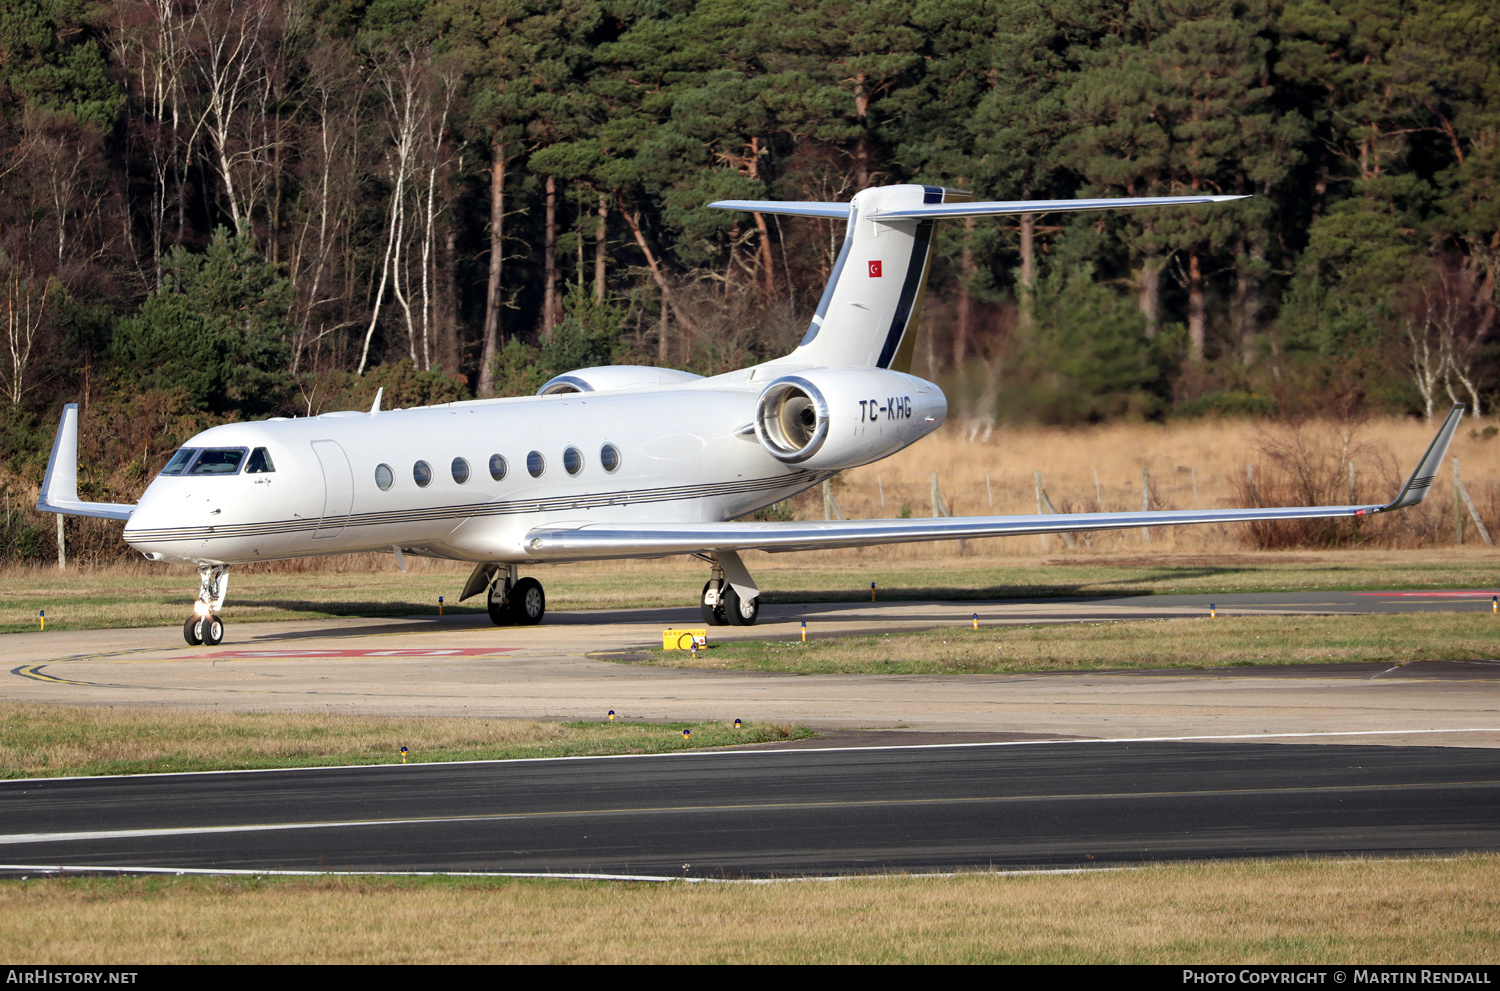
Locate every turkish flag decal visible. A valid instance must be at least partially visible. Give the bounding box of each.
[868,260,883,277]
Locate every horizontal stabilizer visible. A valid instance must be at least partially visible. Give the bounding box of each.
[37,404,136,521]
[707,200,851,219]
[708,194,1249,223]
[868,194,1249,221]
[522,405,1462,560]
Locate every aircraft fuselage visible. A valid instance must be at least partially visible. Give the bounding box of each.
[122,372,942,567]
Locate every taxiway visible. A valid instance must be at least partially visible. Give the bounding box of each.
[5,592,1498,747]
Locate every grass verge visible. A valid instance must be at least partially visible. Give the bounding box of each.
[5,549,1500,634]
[1,856,1495,963]
[0,703,809,779]
[647,613,1500,674]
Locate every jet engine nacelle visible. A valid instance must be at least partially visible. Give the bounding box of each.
[753,368,947,469]
[537,365,705,395]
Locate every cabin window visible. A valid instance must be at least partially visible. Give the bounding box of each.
[186,448,247,475]
[159,448,200,475]
[452,457,470,484]
[489,454,508,481]
[413,460,432,487]
[246,447,275,473]
[527,451,545,478]
[563,447,584,476]
[375,464,394,491]
[600,444,621,473]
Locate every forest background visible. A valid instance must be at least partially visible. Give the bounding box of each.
[1,0,1497,564]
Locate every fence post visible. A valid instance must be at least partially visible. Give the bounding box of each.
[56,513,66,571]
[1035,470,1047,551]
[1454,458,1465,545]
[877,475,885,510]
[1035,470,1075,549]
[823,479,844,521]
[1453,458,1493,546]
[1141,466,1151,545]
[931,472,962,551]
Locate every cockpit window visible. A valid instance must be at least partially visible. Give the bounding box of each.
[245,447,275,473]
[159,448,200,475]
[186,448,247,475]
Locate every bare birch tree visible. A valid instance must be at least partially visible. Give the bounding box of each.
[1404,259,1496,421]
[359,47,454,374]
[1,255,60,405]
[190,0,277,234]
[102,0,202,286]
[288,35,368,373]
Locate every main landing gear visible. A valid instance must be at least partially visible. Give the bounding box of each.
[699,552,760,627]
[183,564,228,646]
[486,565,546,627]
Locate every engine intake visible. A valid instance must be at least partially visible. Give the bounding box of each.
[754,377,829,463]
[752,368,946,470]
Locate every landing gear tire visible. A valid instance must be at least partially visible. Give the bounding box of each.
[700,581,728,626]
[723,585,760,626]
[509,577,545,625]
[184,613,224,645]
[487,582,511,626]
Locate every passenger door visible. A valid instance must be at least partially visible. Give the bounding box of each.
[311,440,354,539]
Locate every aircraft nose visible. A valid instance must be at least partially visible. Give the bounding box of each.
[122,485,181,562]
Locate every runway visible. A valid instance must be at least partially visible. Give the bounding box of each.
[3,741,1496,877]
[6,590,1500,745]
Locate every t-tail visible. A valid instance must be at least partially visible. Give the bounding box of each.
[709,185,1248,371]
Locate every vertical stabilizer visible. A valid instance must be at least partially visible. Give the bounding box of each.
[708,185,1247,372]
[789,184,966,371]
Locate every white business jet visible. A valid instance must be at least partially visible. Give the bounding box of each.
[38,184,1463,645]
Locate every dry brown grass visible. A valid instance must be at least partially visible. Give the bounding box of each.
[8,416,1498,574]
[0,703,806,778]
[2,856,1496,963]
[813,416,1500,559]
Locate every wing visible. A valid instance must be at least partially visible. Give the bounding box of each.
[524,405,1464,561]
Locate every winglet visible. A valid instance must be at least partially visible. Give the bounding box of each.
[370,387,383,416]
[36,404,136,521]
[38,404,81,511]
[1378,404,1465,512]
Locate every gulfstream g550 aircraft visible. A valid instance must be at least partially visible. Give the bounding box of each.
[38,184,1464,645]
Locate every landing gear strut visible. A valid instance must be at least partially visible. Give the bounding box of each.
[183,564,228,646]
[485,565,546,626]
[699,552,760,626]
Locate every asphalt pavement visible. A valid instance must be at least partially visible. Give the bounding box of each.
[3,741,1496,877]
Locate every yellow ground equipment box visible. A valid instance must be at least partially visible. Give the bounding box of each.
[663,629,708,650]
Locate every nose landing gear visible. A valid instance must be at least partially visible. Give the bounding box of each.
[183,564,229,646]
